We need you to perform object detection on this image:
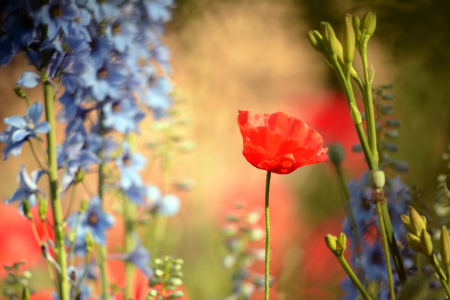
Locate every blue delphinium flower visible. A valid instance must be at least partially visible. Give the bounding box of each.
[16,71,41,88]
[56,132,99,189]
[103,98,145,134]
[5,165,45,210]
[122,183,148,206]
[35,0,80,40]
[115,142,146,189]
[147,185,180,216]
[0,102,50,160]
[85,58,128,101]
[67,196,115,256]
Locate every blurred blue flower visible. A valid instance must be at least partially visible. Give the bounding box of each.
[35,0,80,40]
[122,183,148,206]
[360,240,387,281]
[115,143,146,189]
[16,71,41,88]
[0,102,50,160]
[143,77,172,118]
[2,1,37,48]
[109,235,153,277]
[85,58,128,101]
[67,196,115,255]
[103,98,145,133]
[146,185,180,216]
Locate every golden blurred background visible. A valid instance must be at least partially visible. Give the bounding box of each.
[1,0,450,299]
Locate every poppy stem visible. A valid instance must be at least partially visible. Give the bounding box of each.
[264,171,272,300]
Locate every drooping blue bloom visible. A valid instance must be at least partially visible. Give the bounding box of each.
[85,58,128,101]
[16,71,41,88]
[0,102,50,160]
[5,165,45,214]
[103,98,145,133]
[122,183,148,206]
[35,0,80,40]
[67,196,115,256]
[56,132,99,189]
[109,235,153,277]
[142,77,172,118]
[115,143,146,189]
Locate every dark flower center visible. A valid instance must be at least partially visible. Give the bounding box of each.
[97,66,109,79]
[49,4,63,18]
[112,23,121,35]
[123,155,131,166]
[372,251,382,265]
[69,270,77,282]
[22,14,34,30]
[361,196,371,210]
[89,40,97,50]
[88,212,98,226]
[112,102,121,113]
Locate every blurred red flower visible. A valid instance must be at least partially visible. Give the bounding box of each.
[237,110,328,174]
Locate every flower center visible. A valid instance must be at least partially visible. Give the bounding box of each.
[112,102,121,113]
[69,270,77,282]
[88,212,98,226]
[122,155,131,166]
[49,4,63,18]
[97,66,109,79]
[22,14,34,30]
[361,197,371,210]
[112,23,121,35]
[26,118,35,131]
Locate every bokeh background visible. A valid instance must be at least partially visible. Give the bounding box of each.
[1,0,450,299]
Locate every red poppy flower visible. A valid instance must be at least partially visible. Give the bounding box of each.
[237,110,328,174]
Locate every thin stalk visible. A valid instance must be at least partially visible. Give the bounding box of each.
[375,201,395,300]
[98,109,109,300]
[69,212,81,266]
[65,183,77,218]
[360,44,378,166]
[336,255,372,300]
[43,81,70,300]
[264,171,272,300]
[123,196,134,299]
[29,218,42,245]
[28,141,46,170]
[36,138,49,165]
[72,252,91,300]
[429,254,450,298]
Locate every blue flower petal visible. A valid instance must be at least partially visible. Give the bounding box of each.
[34,122,51,134]
[17,71,40,88]
[5,187,29,204]
[11,129,31,142]
[4,116,27,128]
[26,102,44,125]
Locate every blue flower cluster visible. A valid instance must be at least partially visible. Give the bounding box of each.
[0,0,182,295]
[340,171,415,299]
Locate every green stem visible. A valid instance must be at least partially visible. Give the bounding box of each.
[28,140,46,171]
[360,44,378,166]
[375,201,395,300]
[429,254,450,298]
[43,81,70,300]
[123,196,135,299]
[336,255,372,300]
[151,216,167,258]
[65,183,77,218]
[36,138,49,165]
[72,252,90,300]
[264,171,272,300]
[98,109,109,300]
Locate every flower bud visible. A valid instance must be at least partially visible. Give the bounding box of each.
[169,278,183,286]
[328,144,345,166]
[14,85,27,99]
[246,228,264,242]
[149,276,161,287]
[80,198,89,213]
[352,15,361,38]
[420,229,433,257]
[38,197,48,221]
[173,258,184,265]
[409,206,426,236]
[361,11,376,39]
[369,170,385,190]
[68,230,76,243]
[441,226,450,268]
[325,234,337,252]
[401,214,414,234]
[168,291,184,299]
[322,22,338,55]
[343,16,355,63]
[85,231,94,252]
[307,30,325,53]
[246,211,261,224]
[406,233,423,253]
[338,232,347,252]
[147,289,158,297]
[23,200,32,219]
[155,269,164,277]
[75,169,85,183]
[350,103,362,125]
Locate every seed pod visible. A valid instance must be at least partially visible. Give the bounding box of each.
[325,234,337,252]
[406,233,423,253]
[328,144,345,166]
[420,229,433,257]
[343,16,355,63]
[369,170,385,190]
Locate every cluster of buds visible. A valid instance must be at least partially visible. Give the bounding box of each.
[325,232,348,257]
[3,262,33,300]
[147,256,185,300]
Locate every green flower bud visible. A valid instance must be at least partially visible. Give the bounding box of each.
[80,198,89,213]
[246,211,261,224]
[328,144,345,166]
[221,224,239,238]
[338,232,347,252]
[325,234,337,252]
[361,11,376,39]
[147,289,158,298]
[409,206,426,236]
[155,269,164,278]
[75,169,85,183]
[406,233,423,253]
[440,226,450,267]
[38,197,48,221]
[343,16,355,63]
[369,170,385,190]
[350,103,362,125]
[352,15,361,38]
[169,278,183,286]
[307,30,325,53]
[173,258,184,265]
[85,231,94,252]
[172,264,182,271]
[246,228,264,242]
[23,200,32,219]
[168,290,185,299]
[222,255,236,269]
[149,276,161,287]
[322,22,338,55]
[178,140,196,153]
[420,229,433,257]
[154,258,163,265]
[14,85,27,99]
[68,230,76,243]
[21,271,32,280]
[401,214,414,234]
